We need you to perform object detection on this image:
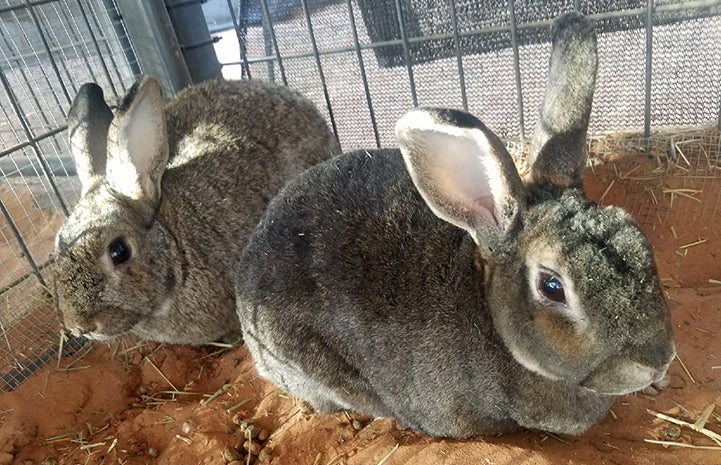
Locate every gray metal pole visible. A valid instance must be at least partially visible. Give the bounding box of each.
[165,0,222,83]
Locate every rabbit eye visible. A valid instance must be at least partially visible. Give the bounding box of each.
[537,272,566,304]
[108,238,131,266]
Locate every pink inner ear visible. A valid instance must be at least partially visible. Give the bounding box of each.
[426,134,502,229]
[473,194,499,226]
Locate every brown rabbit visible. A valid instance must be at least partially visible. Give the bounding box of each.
[54,76,339,345]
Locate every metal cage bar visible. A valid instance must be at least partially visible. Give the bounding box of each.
[259,0,287,85]
[222,1,720,67]
[0,66,69,216]
[508,0,526,139]
[448,0,468,111]
[225,0,251,79]
[75,0,118,98]
[54,1,99,94]
[0,198,48,290]
[24,0,72,106]
[300,0,339,144]
[393,0,418,106]
[644,0,654,142]
[346,0,380,148]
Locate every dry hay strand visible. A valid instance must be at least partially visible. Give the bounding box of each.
[646,404,721,450]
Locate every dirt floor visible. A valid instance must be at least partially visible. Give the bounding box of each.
[2,153,721,465]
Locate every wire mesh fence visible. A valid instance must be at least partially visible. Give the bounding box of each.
[0,0,136,390]
[207,0,721,234]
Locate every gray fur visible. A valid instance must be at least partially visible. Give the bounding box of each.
[236,12,674,437]
[54,76,340,345]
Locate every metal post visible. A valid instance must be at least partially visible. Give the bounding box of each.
[300,0,339,143]
[115,0,192,96]
[165,0,222,83]
[508,0,525,139]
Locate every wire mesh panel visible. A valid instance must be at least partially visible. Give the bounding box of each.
[206,0,721,225]
[0,0,136,390]
[208,0,721,143]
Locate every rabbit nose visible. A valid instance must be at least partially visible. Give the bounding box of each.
[635,361,670,385]
[653,357,675,384]
[62,313,96,337]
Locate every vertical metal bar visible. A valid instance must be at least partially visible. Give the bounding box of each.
[574,0,581,11]
[75,0,118,98]
[55,2,98,91]
[0,26,59,147]
[6,12,67,121]
[259,0,287,85]
[101,0,142,83]
[24,0,72,105]
[508,0,525,139]
[225,0,251,79]
[393,0,417,106]
[448,0,467,111]
[347,0,379,148]
[299,0,339,142]
[0,66,69,216]
[644,0,653,142]
[716,88,721,159]
[0,198,48,289]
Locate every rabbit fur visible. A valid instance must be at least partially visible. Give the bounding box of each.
[54,76,340,345]
[236,12,675,437]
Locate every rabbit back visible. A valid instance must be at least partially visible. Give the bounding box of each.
[238,148,619,437]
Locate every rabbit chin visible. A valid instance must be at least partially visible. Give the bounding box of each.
[580,360,669,396]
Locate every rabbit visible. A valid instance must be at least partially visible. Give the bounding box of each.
[53,76,340,345]
[235,12,675,437]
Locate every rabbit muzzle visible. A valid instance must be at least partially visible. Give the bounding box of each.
[580,346,676,395]
[60,303,132,340]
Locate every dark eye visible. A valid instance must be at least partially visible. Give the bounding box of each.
[108,238,131,266]
[537,272,566,304]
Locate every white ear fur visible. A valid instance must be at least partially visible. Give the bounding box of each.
[67,83,113,196]
[395,108,525,246]
[106,77,168,203]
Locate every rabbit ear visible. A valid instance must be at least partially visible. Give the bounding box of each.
[67,83,113,196]
[527,12,597,188]
[106,76,168,203]
[396,108,525,249]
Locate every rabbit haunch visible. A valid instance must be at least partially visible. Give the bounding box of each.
[236,12,674,437]
[54,77,339,345]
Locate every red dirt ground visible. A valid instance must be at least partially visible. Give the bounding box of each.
[2,159,721,465]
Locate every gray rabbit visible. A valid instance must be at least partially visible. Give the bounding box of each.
[53,76,339,345]
[236,12,675,436]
